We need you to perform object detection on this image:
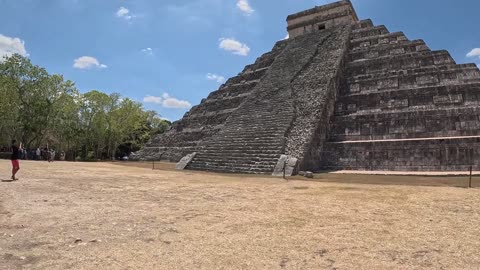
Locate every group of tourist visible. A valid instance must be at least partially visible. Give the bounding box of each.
[7,146,64,162]
[4,140,66,181]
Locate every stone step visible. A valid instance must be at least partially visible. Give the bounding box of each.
[336,82,480,115]
[191,155,278,163]
[143,146,197,151]
[187,163,274,174]
[198,150,281,156]
[329,106,480,141]
[213,137,285,143]
[189,161,277,170]
[228,114,292,120]
[198,150,282,156]
[180,113,232,130]
[207,81,258,100]
[200,143,283,149]
[184,108,235,120]
[220,124,288,130]
[224,68,269,85]
[200,142,282,148]
[199,148,281,155]
[340,80,480,98]
[347,50,455,77]
[351,25,389,40]
[352,19,374,30]
[243,57,276,71]
[197,138,281,146]
[193,155,278,164]
[349,40,429,62]
[221,125,287,130]
[188,160,276,169]
[329,130,480,143]
[351,31,409,50]
[200,143,282,149]
[345,65,480,94]
[222,125,290,130]
[321,136,480,171]
[203,92,249,105]
[227,117,291,123]
[241,41,287,72]
[192,160,278,168]
[333,103,480,121]
[195,153,280,161]
[229,112,292,118]
[200,145,284,151]
[222,127,288,133]
[348,63,477,82]
[189,96,247,115]
[212,138,284,144]
[218,129,287,135]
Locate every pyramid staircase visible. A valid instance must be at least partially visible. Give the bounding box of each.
[186,28,351,173]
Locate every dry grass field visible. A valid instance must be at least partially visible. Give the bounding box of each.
[1,160,480,270]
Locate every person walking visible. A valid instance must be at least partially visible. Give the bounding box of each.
[10,140,22,181]
[36,148,41,161]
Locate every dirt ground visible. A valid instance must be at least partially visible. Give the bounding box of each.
[1,161,480,270]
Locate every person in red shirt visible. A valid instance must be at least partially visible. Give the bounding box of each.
[10,140,22,181]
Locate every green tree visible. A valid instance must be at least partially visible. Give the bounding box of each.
[0,54,171,161]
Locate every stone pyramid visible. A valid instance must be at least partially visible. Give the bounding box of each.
[134,0,480,174]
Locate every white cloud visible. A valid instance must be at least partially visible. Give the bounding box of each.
[284,33,289,40]
[236,0,254,15]
[163,95,192,109]
[206,73,226,83]
[467,48,480,58]
[73,56,107,70]
[0,34,28,60]
[143,95,163,104]
[143,93,192,109]
[116,6,133,21]
[219,38,250,56]
[141,47,153,55]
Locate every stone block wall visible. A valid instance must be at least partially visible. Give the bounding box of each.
[287,0,358,38]
[322,137,480,171]
[320,18,480,171]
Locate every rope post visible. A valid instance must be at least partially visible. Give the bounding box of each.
[283,159,287,180]
[469,165,473,189]
[152,160,155,170]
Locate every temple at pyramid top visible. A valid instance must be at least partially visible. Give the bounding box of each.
[287,0,359,38]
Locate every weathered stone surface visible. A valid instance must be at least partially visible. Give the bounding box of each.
[284,26,351,171]
[321,8,480,171]
[176,153,197,170]
[287,0,358,38]
[272,155,288,176]
[272,155,298,176]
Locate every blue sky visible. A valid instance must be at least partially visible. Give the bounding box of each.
[1,0,479,121]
